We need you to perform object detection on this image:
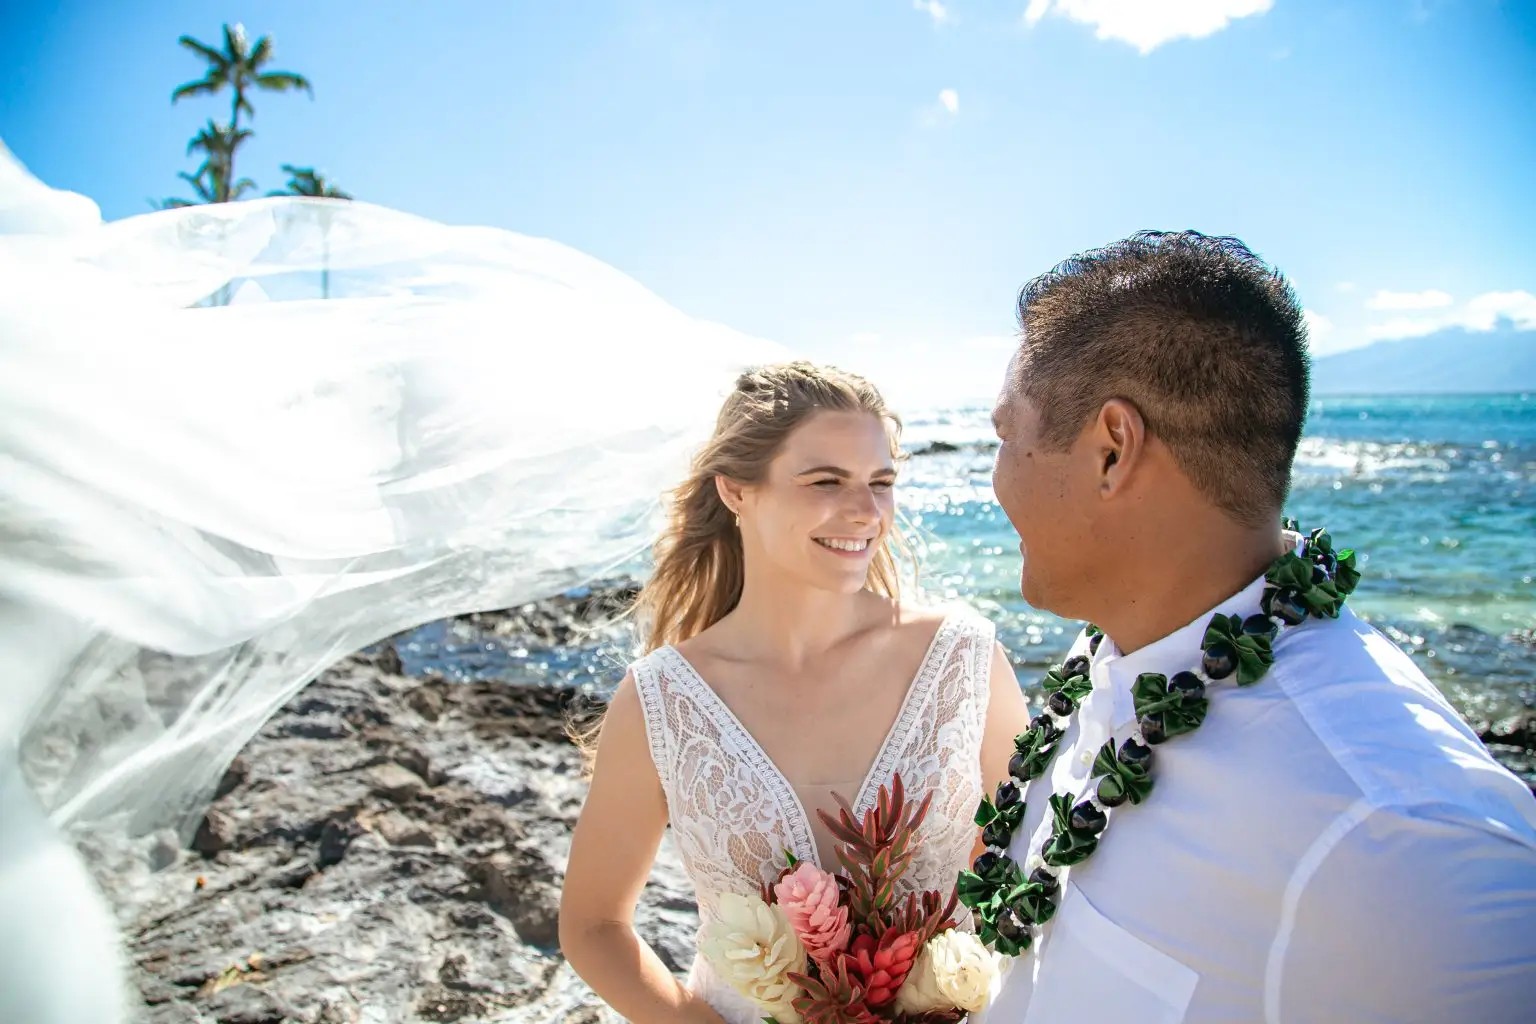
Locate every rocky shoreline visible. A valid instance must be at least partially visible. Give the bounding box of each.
[83,645,693,1024]
[79,587,1535,1024]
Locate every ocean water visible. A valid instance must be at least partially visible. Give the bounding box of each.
[398,393,1535,727]
[900,393,1536,723]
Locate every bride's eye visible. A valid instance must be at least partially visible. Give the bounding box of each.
[812,479,840,488]
[872,480,895,491]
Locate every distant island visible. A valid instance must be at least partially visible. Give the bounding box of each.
[1313,322,1536,395]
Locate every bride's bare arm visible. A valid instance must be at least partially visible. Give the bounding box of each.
[559,672,727,1024]
[973,641,1032,862]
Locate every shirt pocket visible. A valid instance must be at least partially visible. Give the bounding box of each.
[1023,882,1199,1024]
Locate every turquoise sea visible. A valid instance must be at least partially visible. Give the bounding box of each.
[398,393,1536,727]
[901,393,1536,724]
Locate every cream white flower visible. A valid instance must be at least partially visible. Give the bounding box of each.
[699,893,807,1023]
[895,928,1002,1015]
[893,939,949,1015]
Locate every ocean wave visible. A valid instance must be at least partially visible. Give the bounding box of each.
[1284,437,1533,485]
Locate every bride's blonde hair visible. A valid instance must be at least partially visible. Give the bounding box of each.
[634,360,909,653]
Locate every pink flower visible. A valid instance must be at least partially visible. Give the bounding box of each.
[773,861,852,963]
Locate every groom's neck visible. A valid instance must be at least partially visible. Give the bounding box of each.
[1096,505,1288,656]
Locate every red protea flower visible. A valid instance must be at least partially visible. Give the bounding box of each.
[838,929,923,1008]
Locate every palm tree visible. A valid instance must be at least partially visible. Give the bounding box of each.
[185,120,255,203]
[270,165,351,299]
[172,23,312,194]
[160,167,247,209]
[270,164,351,200]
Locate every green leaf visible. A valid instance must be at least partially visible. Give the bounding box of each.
[1125,772,1154,805]
[784,849,799,868]
[975,797,998,828]
[1049,793,1072,833]
[1042,664,1091,704]
[1267,552,1312,592]
[1202,613,1239,649]
[1132,673,1168,717]
[1091,739,1119,777]
[1234,639,1275,686]
[1162,700,1208,738]
[1043,831,1098,867]
[957,871,996,908]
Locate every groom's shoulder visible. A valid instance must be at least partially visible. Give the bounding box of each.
[1259,608,1531,817]
[1270,606,1450,719]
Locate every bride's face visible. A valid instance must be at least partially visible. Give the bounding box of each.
[734,410,897,593]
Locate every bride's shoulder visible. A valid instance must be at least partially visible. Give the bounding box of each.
[885,599,994,640]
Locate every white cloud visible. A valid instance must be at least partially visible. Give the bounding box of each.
[939,88,960,114]
[1336,281,1357,293]
[849,331,882,346]
[1366,290,1536,341]
[1303,310,1335,346]
[1463,290,1536,330]
[1022,0,1274,55]
[913,0,951,24]
[1365,288,1454,311]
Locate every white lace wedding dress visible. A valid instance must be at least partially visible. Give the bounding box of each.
[631,609,995,1024]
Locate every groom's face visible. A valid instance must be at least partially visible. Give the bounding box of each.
[991,368,1100,617]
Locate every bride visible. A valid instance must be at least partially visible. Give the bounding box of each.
[558,362,1032,1023]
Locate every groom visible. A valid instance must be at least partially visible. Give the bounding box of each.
[976,231,1536,1022]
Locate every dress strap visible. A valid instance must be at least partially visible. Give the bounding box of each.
[628,651,674,795]
[963,611,997,736]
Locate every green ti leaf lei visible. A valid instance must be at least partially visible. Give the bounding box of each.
[957,520,1362,956]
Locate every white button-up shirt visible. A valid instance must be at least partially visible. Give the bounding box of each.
[980,573,1536,1023]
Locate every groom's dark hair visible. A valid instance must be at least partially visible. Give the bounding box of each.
[1013,230,1310,525]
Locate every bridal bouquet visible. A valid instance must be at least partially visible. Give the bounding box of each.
[700,775,1000,1023]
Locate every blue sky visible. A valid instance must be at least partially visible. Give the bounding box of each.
[3,0,1533,406]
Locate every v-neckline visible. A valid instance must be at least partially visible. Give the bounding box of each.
[659,611,959,869]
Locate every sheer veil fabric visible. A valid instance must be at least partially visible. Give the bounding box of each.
[0,142,786,1020]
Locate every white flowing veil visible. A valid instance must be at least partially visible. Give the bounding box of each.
[0,142,786,1020]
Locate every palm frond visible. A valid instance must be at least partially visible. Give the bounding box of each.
[223,23,250,62]
[176,35,227,65]
[248,35,272,66]
[171,75,224,103]
[255,71,313,96]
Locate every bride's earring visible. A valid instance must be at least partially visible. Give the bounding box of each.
[734,512,741,528]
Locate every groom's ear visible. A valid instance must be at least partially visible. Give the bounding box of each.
[1096,399,1145,496]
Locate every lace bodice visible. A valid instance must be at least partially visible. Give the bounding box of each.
[630,609,994,1022]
